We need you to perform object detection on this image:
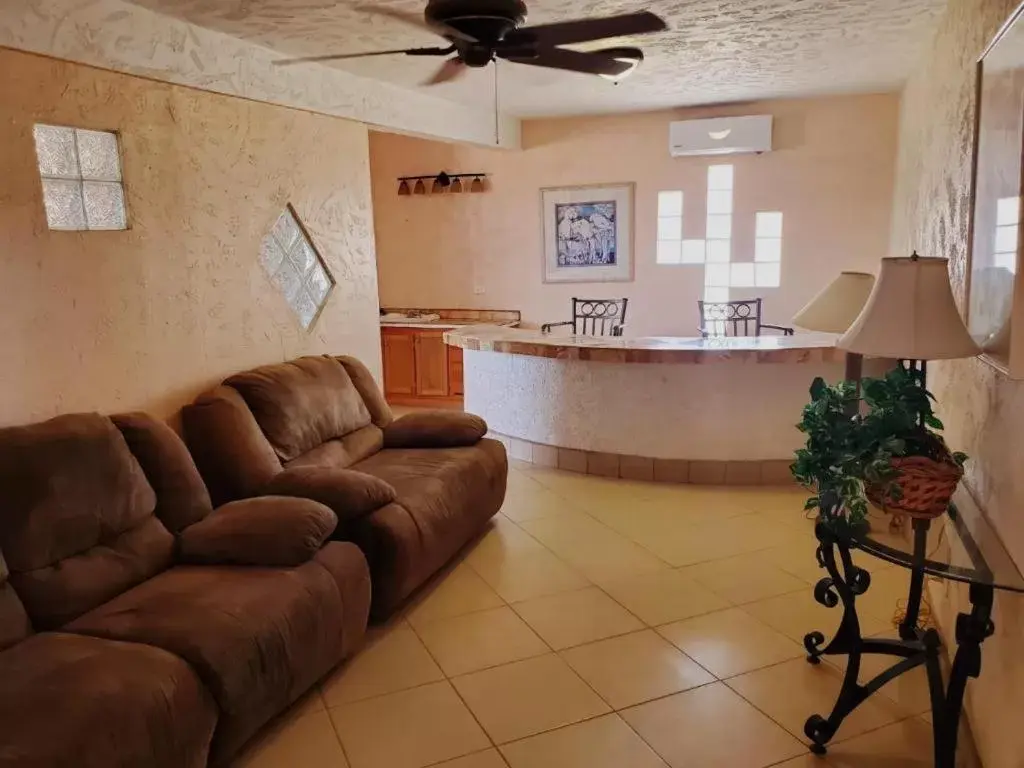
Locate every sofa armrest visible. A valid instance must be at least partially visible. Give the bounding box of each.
[263,467,397,523]
[178,496,337,567]
[383,411,487,449]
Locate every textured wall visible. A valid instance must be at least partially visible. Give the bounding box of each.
[0,0,520,148]
[372,93,900,336]
[0,48,381,426]
[890,1,1024,765]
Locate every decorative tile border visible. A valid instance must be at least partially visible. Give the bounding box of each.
[490,432,797,486]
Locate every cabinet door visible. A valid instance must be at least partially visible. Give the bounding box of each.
[414,331,449,397]
[382,330,417,396]
[448,344,464,396]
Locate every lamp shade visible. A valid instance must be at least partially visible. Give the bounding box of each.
[838,255,981,360]
[793,271,876,333]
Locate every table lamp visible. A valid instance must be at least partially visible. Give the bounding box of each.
[793,271,876,381]
[838,253,980,386]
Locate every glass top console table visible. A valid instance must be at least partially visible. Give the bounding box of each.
[803,486,1024,767]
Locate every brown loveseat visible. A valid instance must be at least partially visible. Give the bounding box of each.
[182,354,507,617]
[0,412,370,767]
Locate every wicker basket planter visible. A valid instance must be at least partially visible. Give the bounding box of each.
[866,454,963,520]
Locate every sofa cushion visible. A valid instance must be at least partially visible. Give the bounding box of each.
[0,552,31,652]
[0,632,216,768]
[65,542,370,762]
[0,414,173,629]
[286,425,384,470]
[350,439,507,617]
[112,412,214,533]
[179,497,337,567]
[335,356,393,428]
[227,356,372,462]
[265,467,397,523]
[383,411,487,449]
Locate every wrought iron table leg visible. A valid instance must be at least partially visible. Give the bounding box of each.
[931,583,994,768]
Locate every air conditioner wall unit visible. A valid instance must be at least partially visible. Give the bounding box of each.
[669,115,773,157]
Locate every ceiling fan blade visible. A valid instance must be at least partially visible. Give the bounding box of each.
[353,3,478,43]
[503,47,632,77]
[273,46,451,66]
[510,11,666,47]
[423,57,466,86]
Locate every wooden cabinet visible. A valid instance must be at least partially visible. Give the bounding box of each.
[382,329,417,396]
[414,331,449,397]
[381,326,464,406]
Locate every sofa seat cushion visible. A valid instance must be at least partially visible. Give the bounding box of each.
[226,356,372,462]
[349,439,507,617]
[65,542,370,762]
[0,632,216,768]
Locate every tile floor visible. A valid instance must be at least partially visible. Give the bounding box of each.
[234,462,972,768]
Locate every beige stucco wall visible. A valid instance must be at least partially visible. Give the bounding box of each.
[371,93,899,337]
[890,1,1024,765]
[0,47,381,426]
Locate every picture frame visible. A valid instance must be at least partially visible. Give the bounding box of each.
[966,1,1024,375]
[541,183,634,283]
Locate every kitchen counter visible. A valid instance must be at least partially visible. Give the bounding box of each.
[380,319,519,330]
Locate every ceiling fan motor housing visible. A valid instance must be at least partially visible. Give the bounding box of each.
[426,0,528,49]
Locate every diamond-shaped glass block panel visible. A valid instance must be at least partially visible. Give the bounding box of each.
[41,178,87,230]
[261,206,334,330]
[76,129,122,181]
[83,181,127,230]
[33,125,79,179]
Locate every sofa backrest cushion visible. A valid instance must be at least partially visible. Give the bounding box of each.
[0,551,32,651]
[0,414,174,629]
[226,356,372,462]
[112,413,214,533]
[335,356,393,428]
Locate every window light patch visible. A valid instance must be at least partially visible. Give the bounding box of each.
[33,124,127,231]
[260,206,335,330]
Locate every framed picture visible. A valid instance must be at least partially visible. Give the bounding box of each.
[966,1,1024,373]
[541,183,634,283]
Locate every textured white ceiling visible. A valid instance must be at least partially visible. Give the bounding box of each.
[126,0,946,118]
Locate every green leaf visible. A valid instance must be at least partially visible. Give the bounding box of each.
[924,414,944,430]
[804,497,820,510]
[809,377,827,401]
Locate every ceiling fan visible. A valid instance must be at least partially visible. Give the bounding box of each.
[273,0,668,84]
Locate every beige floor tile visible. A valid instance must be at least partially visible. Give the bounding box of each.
[743,590,892,645]
[683,553,809,604]
[233,709,348,768]
[329,681,489,768]
[452,654,610,744]
[321,623,443,707]
[466,516,548,564]
[848,566,914,626]
[621,682,806,768]
[594,568,730,625]
[560,630,714,708]
[823,718,934,768]
[519,514,669,580]
[429,749,509,768]
[512,587,644,649]
[727,658,910,742]
[657,607,804,678]
[467,546,590,603]
[501,486,584,522]
[407,564,505,629]
[500,713,669,768]
[415,606,549,676]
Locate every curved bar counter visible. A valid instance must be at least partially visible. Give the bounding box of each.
[444,326,886,484]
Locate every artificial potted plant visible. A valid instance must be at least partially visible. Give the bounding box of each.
[791,367,967,531]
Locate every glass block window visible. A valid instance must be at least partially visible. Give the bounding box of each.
[260,206,335,330]
[32,124,127,231]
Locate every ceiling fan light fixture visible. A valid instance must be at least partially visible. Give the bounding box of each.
[451,177,464,193]
[470,176,485,193]
[595,47,644,82]
[397,179,411,196]
[413,179,427,195]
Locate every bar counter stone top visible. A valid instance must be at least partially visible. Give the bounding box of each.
[444,325,843,364]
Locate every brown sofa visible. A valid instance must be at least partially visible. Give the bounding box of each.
[182,354,508,618]
[0,412,370,767]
